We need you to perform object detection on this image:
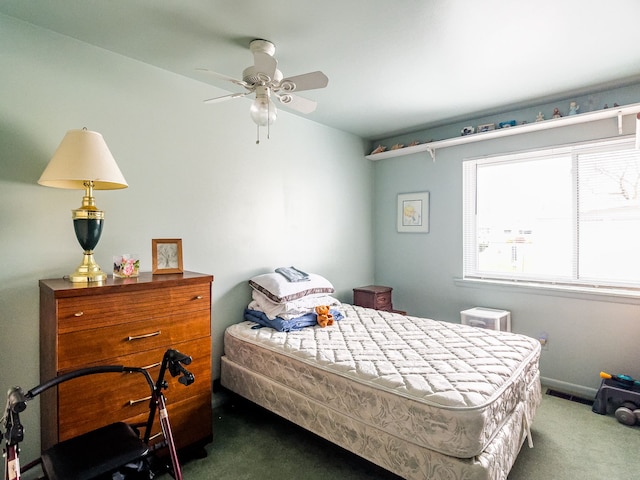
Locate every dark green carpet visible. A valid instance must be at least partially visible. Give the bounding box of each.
[167,389,639,479]
[177,394,401,480]
[508,389,639,479]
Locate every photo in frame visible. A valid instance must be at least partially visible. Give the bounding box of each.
[397,192,429,233]
[152,238,184,274]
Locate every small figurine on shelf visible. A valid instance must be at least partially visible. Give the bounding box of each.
[390,143,404,150]
[535,112,545,122]
[408,140,421,147]
[552,107,562,118]
[477,123,495,133]
[568,101,579,115]
[370,145,387,155]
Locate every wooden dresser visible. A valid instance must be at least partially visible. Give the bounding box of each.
[39,271,213,452]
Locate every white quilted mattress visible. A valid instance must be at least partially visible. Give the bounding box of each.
[223,304,541,458]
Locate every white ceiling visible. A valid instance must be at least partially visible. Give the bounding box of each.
[3,0,640,140]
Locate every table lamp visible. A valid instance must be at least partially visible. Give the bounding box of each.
[38,128,128,283]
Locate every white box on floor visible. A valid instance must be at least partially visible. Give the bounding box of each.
[461,307,511,332]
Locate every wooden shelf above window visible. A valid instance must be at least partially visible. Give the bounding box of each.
[365,102,640,161]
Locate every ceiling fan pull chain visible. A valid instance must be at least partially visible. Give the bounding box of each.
[256,124,260,144]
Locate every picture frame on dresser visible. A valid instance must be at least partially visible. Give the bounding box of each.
[397,191,429,233]
[152,238,183,274]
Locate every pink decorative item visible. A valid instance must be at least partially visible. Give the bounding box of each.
[113,254,140,277]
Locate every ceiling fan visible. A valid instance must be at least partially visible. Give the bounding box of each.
[199,39,329,142]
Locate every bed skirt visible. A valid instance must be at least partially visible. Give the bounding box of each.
[221,356,541,480]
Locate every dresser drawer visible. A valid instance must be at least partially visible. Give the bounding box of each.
[57,311,210,371]
[124,392,213,450]
[157,392,213,450]
[57,284,211,333]
[57,337,211,441]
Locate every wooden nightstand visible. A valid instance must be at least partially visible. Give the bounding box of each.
[353,285,406,314]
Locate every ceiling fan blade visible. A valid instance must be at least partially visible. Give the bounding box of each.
[203,91,251,104]
[252,52,278,81]
[276,93,317,114]
[196,68,249,88]
[279,71,328,92]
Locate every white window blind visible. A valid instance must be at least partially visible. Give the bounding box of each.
[463,136,640,289]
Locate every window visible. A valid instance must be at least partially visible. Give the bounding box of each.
[463,137,640,290]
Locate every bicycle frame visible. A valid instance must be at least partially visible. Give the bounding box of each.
[3,386,24,480]
[2,349,193,480]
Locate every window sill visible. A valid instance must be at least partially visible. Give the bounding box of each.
[454,277,640,305]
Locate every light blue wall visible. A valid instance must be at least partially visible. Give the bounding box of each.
[0,14,373,459]
[372,85,640,398]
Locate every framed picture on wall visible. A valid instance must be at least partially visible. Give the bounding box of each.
[397,192,429,233]
[152,238,184,274]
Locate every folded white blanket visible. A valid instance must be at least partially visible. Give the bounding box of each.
[249,289,341,320]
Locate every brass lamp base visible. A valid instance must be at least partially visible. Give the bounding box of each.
[69,251,107,283]
[69,184,106,284]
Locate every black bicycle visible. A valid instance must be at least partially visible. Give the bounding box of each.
[2,348,195,480]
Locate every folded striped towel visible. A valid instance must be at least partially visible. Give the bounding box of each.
[275,266,310,282]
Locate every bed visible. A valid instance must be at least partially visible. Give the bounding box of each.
[220,303,541,480]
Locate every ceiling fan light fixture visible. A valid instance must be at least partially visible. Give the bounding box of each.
[200,38,328,142]
[249,85,277,126]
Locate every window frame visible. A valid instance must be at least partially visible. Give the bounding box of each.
[462,135,640,295]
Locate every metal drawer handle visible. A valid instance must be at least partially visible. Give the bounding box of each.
[195,295,203,300]
[128,395,152,406]
[126,361,162,372]
[74,312,84,317]
[140,361,162,370]
[126,330,161,341]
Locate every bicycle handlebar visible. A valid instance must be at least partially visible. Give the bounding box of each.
[27,365,154,399]
[13,349,192,406]
[7,386,28,414]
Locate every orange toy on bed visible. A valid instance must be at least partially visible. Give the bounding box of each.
[315,305,334,328]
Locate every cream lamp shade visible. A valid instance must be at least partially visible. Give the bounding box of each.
[38,129,128,189]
